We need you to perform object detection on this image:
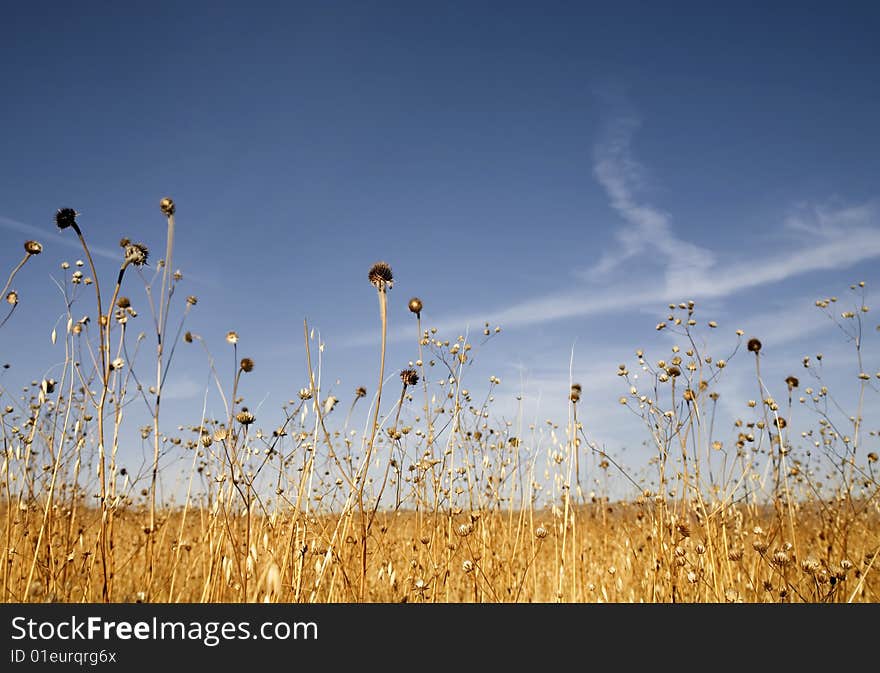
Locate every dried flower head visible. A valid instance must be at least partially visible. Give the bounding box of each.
[240,357,255,373]
[24,240,43,255]
[775,417,787,429]
[226,331,239,345]
[747,338,762,353]
[462,559,474,573]
[236,409,255,425]
[785,375,799,390]
[298,388,312,400]
[368,261,394,290]
[400,368,419,387]
[408,297,423,316]
[160,197,176,217]
[535,526,548,539]
[867,452,878,463]
[6,291,18,306]
[570,383,582,403]
[355,386,367,398]
[186,295,198,306]
[55,208,78,230]
[184,331,193,343]
[124,242,149,266]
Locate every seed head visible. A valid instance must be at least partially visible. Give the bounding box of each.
[24,240,43,255]
[535,526,548,539]
[6,291,18,306]
[867,452,878,463]
[124,242,149,267]
[117,296,131,309]
[462,559,474,573]
[226,331,239,345]
[55,208,78,230]
[570,383,582,403]
[240,358,255,373]
[160,197,176,217]
[785,375,799,390]
[747,338,762,353]
[400,368,419,387]
[355,386,367,398]
[236,409,255,425]
[368,261,394,291]
[186,295,198,306]
[408,297,423,316]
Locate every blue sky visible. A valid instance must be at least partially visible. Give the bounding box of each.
[1,2,878,496]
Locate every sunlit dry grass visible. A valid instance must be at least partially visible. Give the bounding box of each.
[1,200,878,603]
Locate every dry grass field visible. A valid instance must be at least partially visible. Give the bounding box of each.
[2,201,878,603]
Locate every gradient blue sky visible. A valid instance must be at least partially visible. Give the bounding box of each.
[2,2,878,494]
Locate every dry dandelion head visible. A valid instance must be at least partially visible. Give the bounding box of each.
[160,197,176,217]
[747,337,762,353]
[368,261,394,291]
[124,243,149,267]
[240,357,255,373]
[24,240,43,255]
[55,208,78,230]
[400,368,419,387]
[408,297,423,316]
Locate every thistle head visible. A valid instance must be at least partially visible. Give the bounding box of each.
[368,262,393,291]
[400,368,419,387]
[55,208,78,230]
[124,242,149,267]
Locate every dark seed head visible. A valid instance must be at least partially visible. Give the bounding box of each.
[240,357,255,373]
[785,375,799,390]
[747,338,762,353]
[160,197,175,217]
[400,368,419,387]
[355,386,367,398]
[408,297,423,316]
[24,240,43,255]
[55,208,78,230]
[117,296,131,309]
[368,262,394,291]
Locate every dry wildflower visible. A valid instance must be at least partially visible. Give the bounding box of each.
[462,560,474,573]
[408,297,423,317]
[186,295,198,306]
[686,571,698,584]
[6,291,18,306]
[785,375,799,390]
[24,240,43,255]
[728,549,743,561]
[747,338,762,353]
[226,331,239,345]
[240,357,255,373]
[535,526,548,539]
[667,366,681,378]
[298,388,312,400]
[457,523,473,537]
[184,331,193,343]
[55,208,78,230]
[159,197,176,216]
[867,452,878,463]
[752,540,768,554]
[117,296,131,309]
[400,368,419,386]
[124,242,149,266]
[775,417,787,429]
[570,383,582,403]
[236,409,255,425]
[368,261,394,290]
[355,386,367,398]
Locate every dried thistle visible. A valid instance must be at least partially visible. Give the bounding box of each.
[236,409,255,425]
[368,261,394,291]
[124,242,149,267]
[747,337,762,353]
[54,208,78,230]
[400,368,419,387]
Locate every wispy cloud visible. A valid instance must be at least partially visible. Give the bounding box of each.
[590,114,716,287]
[343,109,880,348]
[0,214,119,260]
